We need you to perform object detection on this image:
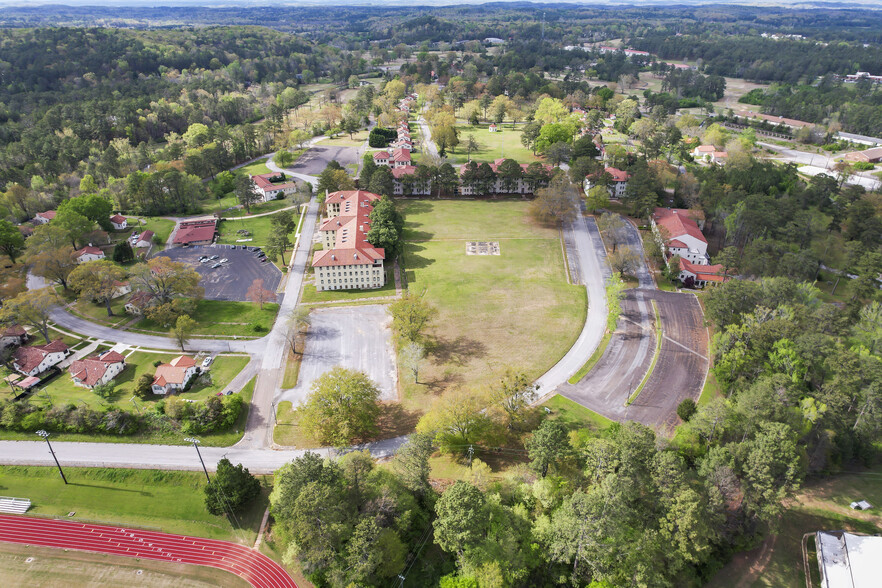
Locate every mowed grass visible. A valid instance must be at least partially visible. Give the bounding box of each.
[134,300,280,337]
[319,130,369,147]
[0,543,249,588]
[710,465,882,588]
[139,217,176,245]
[68,297,130,328]
[444,124,539,164]
[0,466,268,544]
[399,200,586,411]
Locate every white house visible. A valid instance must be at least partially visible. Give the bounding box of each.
[33,210,56,224]
[133,230,154,248]
[372,151,390,166]
[111,280,132,299]
[68,350,127,389]
[584,167,631,198]
[12,340,70,376]
[693,145,728,164]
[109,214,128,230]
[0,325,28,349]
[651,207,710,265]
[151,355,199,395]
[251,173,298,202]
[489,123,498,132]
[74,245,106,264]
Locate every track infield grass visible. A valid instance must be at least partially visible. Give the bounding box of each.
[399,199,586,412]
[0,543,249,588]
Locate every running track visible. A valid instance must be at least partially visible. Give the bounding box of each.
[0,514,296,588]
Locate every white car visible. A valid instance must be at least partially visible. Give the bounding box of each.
[219,258,228,263]
[201,356,214,368]
[209,255,219,260]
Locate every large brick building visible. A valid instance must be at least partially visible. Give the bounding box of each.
[312,191,386,292]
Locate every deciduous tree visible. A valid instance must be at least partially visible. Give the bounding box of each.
[69,260,127,316]
[0,220,25,263]
[204,458,261,516]
[0,288,59,343]
[172,314,197,351]
[246,278,276,309]
[298,367,382,445]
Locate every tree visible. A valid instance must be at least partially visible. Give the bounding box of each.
[393,432,434,497]
[490,370,537,430]
[289,129,311,150]
[520,122,542,154]
[496,158,524,193]
[204,458,261,516]
[145,297,196,328]
[344,517,406,585]
[400,340,425,383]
[435,163,459,196]
[416,389,494,454]
[527,419,570,477]
[677,398,697,422]
[0,288,59,343]
[23,225,77,289]
[464,134,482,159]
[275,149,296,168]
[0,220,25,263]
[535,124,572,153]
[366,195,404,258]
[93,381,116,401]
[298,367,382,446]
[531,173,578,226]
[172,314,197,351]
[544,141,572,166]
[60,194,113,231]
[69,260,127,316]
[317,167,354,195]
[134,372,154,399]
[608,246,640,276]
[53,207,93,248]
[235,175,260,214]
[572,134,601,159]
[434,125,459,155]
[246,278,276,309]
[266,225,292,265]
[389,291,435,343]
[738,422,802,524]
[713,246,740,277]
[287,307,311,354]
[434,481,489,560]
[368,166,394,197]
[130,256,202,304]
[585,185,610,214]
[112,240,134,263]
[534,97,568,124]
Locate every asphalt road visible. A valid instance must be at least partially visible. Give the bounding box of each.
[617,217,655,290]
[156,245,282,302]
[277,304,397,406]
[416,116,440,160]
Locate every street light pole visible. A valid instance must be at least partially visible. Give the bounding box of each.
[184,437,211,483]
[36,430,67,485]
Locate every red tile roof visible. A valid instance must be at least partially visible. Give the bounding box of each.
[391,148,411,163]
[679,258,728,283]
[13,339,69,373]
[652,208,707,246]
[251,173,297,191]
[127,291,156,308]
[391,165,418,179]
[75,246,104,258]
[170,355,196,368]
[69,350,126,387]
[2,325,26,338]
[313,190,386,268]
[137,230,155,244]
[36,210,56,220]
[153,355,196,387]
[695,145,716,153]
[110,214,126,224]
[373,151,390,161]
[604,167,630,182]
[173,219,217,244]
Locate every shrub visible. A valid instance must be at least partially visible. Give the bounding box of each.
[853,161,875,171]
[677,398,697,422]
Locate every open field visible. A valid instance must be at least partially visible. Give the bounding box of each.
[399,200,586,411]
[234,157,271,177]
[221,199,294,219]
[444,124,539,164]
[216,214,277,248]
[0,543,249,588]
[709,464,882,588]
[67,297,130,328]
[318,130,369,147]
[139,217,176,246]
[134,300,279,337]
[0,466,268,543]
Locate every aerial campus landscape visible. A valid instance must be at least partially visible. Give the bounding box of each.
[2,2,882,588]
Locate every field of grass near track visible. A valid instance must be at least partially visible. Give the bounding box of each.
[443,124,539,165]
[710,464,882,588]
[134,300,279,337]
[0,543,249,588]
[0,466,268,544]
[399,200,586,410]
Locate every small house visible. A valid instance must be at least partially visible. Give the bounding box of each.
[109,215,128,230]
[151,355,199,395]
[68,350,127,389]
[12,340,70,377]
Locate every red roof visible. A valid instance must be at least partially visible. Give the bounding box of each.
[36,210,56,220]
[373,151,389,161]
[127,291,156,308]
[173,219,217,244]
[313,190,385,268]
[110,214,126,224]
[679,258,728,283]
[251,173,297,192]
[652,208,707,246]
[668,239,687,249]
[13,339,69,374]
[391,148,411,163]
[137,230,155,244]
[68,350,126,387]
[170,355,197,368]
[605,167,630,182]
[2,325,26,338]
[75,246,104,258]
[695,145,716,153]
[391,165,418,179]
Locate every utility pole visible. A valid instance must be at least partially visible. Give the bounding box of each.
[467,444,474,467]
[36,430,67,485]
[184,437,211,483]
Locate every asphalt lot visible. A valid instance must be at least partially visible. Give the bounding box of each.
[559,290,708,433]
[277,304,397,406]
[289,144,360,176]
[152,245,282,302]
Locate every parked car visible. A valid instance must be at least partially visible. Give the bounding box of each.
[219,258,228,263]
[201,356,214,368]
[200,258,210,263]
[211,263,222,268]
[209,255,219,260]
[224,390,233,396]
[260,258,269,263]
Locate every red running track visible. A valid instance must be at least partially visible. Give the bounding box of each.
[0,514,296,588]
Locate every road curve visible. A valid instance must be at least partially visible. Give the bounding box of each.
[0,514,296,588]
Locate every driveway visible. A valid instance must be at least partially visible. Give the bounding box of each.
[154,245,282,302]
[277,304,397,406]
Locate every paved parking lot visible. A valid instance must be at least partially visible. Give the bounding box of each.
[290,145,359,175]
[152,245,282,302]
[276,304,397,406]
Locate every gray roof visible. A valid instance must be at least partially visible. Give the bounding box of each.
[837,131,882,146]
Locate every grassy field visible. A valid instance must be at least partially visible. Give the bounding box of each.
[134,300,279,337]
[282,351,301,389]
[301,265,396,303]
[235,157,271,177]
[319,130,368,147]
[443,124,539,164]
[398,200,586,412]
[0,543,249,588]
[541,394,614,434]
[710,464,882,588]
[0,466,268,544]
[216,214,285,249]
[67,297,130,328]
[140,217,176,246]
[222,199,295,219]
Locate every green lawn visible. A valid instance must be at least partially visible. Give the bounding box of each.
[710,465,882,588]
[216,212,297,252]
[541,394,614,434]
[698,371,723,407]
[443,124,539,165]
[200,194,239,215]
[398,200,586,412]
[221,199,294,219]
[301,265,396,303]
[235,157,271,177]
[318,130,368,147]
[0,466,268,544]
[134,300,280,338]
[67,297,130,328]
[140,217,176,246]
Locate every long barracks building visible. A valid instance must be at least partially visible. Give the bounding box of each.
[312,190,386,292]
